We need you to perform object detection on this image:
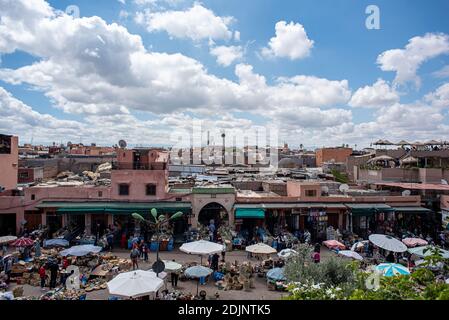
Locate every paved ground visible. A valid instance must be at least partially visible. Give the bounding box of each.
[8,246,336,300]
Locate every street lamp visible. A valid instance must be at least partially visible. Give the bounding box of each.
[132,208,183,276]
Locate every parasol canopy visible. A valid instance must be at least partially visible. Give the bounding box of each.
[402,238,428,248]
[351,240,369,251]
[0,236,17,244]
[10,237,34,247]
[266,268,286,281]
[323,240,346,250]
[369,234,407,253]
[184,266,213,279]
[163,260,182,272]
[277,248,298,259]
[107,270,164,299]
[44,239,70,248]
[180,240,224,256]
[408,245,449,259]
[60,244,102,257]
[396,140,410,145]
[367,155,395,164]
[245,243,277,255]
[375,263,410,277]
[400,156,418,164]
[337,250,363,261]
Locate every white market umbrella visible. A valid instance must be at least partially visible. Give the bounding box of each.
[107,270,164,299]
[408,245,449,259]
[180,240,224,264]
[277,249,298,259]
[351,240,369,251]
[246,243,277,255]
[338,250,363,261]
[0,236,17,244]
[163,260,183,272]
[60,244,102,257]
[369,234,407,253]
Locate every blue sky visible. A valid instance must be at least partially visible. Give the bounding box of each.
[1,0,449,148]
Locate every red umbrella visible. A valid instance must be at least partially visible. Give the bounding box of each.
[10,237,34,247]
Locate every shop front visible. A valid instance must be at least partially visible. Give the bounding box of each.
[393,206,434,237]
[234,208,266,241]
[345,203,395,238]
[36,201,192,242]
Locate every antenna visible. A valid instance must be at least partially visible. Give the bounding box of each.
[402,190,411,196]
[339,184,350,193]
[118,140,127,149]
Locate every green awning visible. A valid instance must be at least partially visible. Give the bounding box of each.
[39,201,191,215]
[393,207,432,213]
[345,203,394,216]
[235,208,265,219]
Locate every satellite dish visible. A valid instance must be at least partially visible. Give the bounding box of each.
[402,190,411,196]
[339,184,350,193]
[152,260,165,274]
[118,140,127,149]
[442,179,448,185]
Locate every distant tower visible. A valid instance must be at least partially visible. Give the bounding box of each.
[221,132,226,166]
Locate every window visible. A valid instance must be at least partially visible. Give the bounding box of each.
[98,191,103,197]
[146,184,157,196]
[305,190,317,197]
[119,184,129,196]
[31,194,35,200]
[19,172,29,179]
[175,197,182,202]
[211,194,217,198]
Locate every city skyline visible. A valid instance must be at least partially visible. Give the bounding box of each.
[1,0,449,148]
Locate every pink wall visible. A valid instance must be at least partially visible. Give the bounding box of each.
[0,136,18,190]
[110,169,168,201]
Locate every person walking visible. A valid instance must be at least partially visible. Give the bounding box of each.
[130,248,139,270]
[49,261,58,289]
[107,233,114,252]
[34,238,41,258]
[312,249,320,263]
[120,233,127,249]
[211,253,219,271]
[171,270,179,288]
[38,264,46,291]
[142,242,149,262]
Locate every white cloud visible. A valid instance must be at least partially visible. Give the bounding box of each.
[349,79,399,108]
[433,65,449,78]
[135,3,234,41]
[261,21,314,60]
[377,33,449,88]
[424,83,449,108]
[210,45,243,67]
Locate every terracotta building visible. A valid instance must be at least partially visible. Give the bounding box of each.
[315,147,353,167]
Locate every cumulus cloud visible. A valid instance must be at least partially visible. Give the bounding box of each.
[424,83,449,108]
[377,33,449,88]
[261,21,314,60]
[349,79,399,108]
[210,45,243,67]
[135,3,234,41]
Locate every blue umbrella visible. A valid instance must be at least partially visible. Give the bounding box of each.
[44,239,70,248]
[267,267,286,281]
[375,263,410,277]
[184,266,213,296]
[60,244,102,257]
[185,266,213,278]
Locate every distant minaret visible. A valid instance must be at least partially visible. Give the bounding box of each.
[221,132,226,166]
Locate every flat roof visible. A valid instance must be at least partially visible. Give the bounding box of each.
[375,182,449,191]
